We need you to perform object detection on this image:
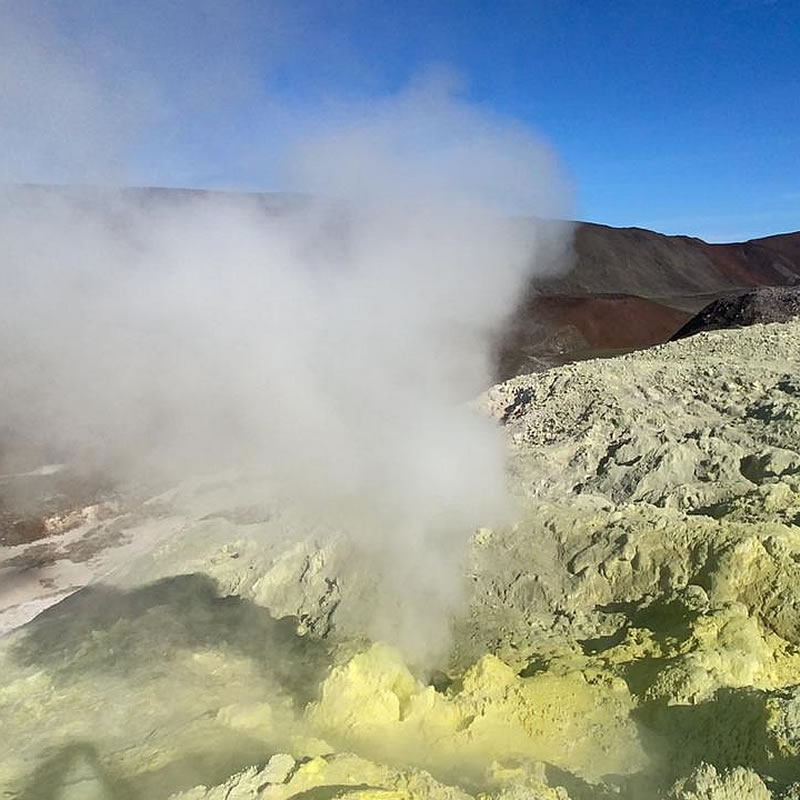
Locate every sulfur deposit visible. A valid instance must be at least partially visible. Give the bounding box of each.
[3,321,800,798]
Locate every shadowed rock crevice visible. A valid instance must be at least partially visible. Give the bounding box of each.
[11,573,332,706]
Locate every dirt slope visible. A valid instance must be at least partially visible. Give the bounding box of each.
[496,292,692,378]
[497,223,800,377]
[538,223,800,302]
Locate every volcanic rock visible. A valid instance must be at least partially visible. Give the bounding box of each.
[5,321,800,798]
[671,286,800,341]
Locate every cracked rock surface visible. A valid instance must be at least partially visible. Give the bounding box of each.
[4,321,800,799]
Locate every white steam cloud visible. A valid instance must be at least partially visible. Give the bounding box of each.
[0,4,572,660]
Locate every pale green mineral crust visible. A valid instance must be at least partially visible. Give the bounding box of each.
[4,321,800,799]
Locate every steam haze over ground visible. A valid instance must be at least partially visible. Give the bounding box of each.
[4,5,800,799]
[0,2,571,657]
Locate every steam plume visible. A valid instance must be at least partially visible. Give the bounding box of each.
[0,5,572,659]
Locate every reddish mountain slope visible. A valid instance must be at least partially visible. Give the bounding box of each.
[497,223,800,378]
[496,293,691,378]
[537,224,800,306]
[496,223,800,378]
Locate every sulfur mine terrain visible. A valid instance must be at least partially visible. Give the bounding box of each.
[4,320,800,798]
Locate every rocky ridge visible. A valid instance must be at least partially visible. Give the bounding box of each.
[671,287,800,341]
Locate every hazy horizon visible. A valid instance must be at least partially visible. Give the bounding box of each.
[1,1,797,241]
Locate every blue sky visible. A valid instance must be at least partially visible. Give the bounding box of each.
[266,0,800,240]
[4,0,799,241]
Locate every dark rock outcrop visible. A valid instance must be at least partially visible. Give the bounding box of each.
[670,286,800,341]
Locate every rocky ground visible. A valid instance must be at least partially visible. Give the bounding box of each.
[3,320,800,799]
[671,287,800,341]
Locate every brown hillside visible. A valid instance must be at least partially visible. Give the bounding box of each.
[496,293,691,379]
[537,223,800,308]
[496,222,800,378]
